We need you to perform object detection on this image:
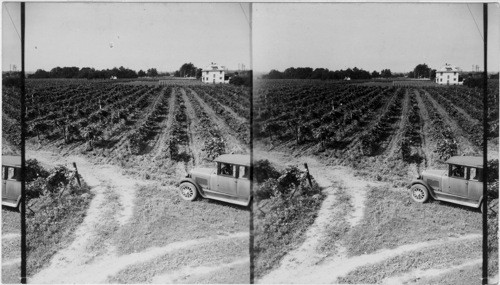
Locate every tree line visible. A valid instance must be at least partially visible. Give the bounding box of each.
[262,64,448,81]
[263,67,393,80]
[28,66,166,80]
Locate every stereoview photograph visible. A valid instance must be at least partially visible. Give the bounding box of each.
[19,2,251,283]
[252,3,499,284]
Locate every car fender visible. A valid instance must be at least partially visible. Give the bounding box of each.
[410,179,437,199]
[476,196,484,208]
[179,178,207,198]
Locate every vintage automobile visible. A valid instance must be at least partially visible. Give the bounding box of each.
[179,154,251,206]
[2,155,22,209]
[410,156,484,210]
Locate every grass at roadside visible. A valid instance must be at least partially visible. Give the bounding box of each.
[113,182,248,255]
[412,264,481,285]
[345,186,481,256]
[337,238,481,284]
[2,208,21,284]
[253,191,324,278]
[252,160,325,279]
[26,183,93,276]
[487,198,498,277]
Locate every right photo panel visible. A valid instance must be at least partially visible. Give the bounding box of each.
[252,3,499,284]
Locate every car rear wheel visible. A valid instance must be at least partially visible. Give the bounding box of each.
[179,182,198,201]
[410,184,429,203]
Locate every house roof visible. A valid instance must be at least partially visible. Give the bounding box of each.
[439,64,460,73]
[446,156,484,168]
[2,155,21,167]
[214,154,250,166]
[203,63,225,72]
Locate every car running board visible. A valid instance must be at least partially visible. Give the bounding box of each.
[203,190,250,207]
[434,196,480,208]
[1,200,19,208]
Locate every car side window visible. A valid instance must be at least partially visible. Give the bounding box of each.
[239,166,249,179]
[469,167,482,182]
[450,165,466,179]
[219,163,234,177]
[7,167,16,180]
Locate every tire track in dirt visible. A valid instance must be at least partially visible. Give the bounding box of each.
[381,258,481,285]
[151,257,249,283]
[188,88,248,154]
[259,234,480,283]
[31,232,248,283]
[421,89,480,155]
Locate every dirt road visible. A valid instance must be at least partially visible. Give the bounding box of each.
[255,148,482,284]
[26,150,249,283]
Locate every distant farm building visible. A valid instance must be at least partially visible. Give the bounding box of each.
[436,64,462,85]
[202,63,230,84]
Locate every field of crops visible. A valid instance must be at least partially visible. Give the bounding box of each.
[254,79,499,181]
[253,78,499,283]
[24,79,250,178]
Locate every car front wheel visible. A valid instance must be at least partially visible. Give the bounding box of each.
[179,182,198,201]
[410,184,429,203]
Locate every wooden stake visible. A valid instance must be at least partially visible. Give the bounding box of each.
[304,163,313,187]
[73,162,81,187]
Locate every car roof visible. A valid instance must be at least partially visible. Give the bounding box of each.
[446,156,483,168]
[214,154,250,166]
[2,155,21,167]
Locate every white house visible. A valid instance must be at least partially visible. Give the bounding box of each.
[436,64,462,85]
[202,63,229,84]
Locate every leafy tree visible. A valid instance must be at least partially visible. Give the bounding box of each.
[413,63,431,78]
[178,63,197,77]
[147,68,158,77]
[371,70,380,78]
[381,69,392,78]
[430,69,437,80]
[138,70,146,77]
[265,69,283,79]
[195,68,203,79]
[229,76,245,86]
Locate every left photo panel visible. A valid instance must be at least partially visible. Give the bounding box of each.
[2,2,22,284]
[19,2,251,283]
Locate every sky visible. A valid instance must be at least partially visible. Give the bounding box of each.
[253,3,500,73]
[6,3,250,72]
[2,2,21,72]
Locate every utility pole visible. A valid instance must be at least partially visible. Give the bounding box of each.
[482,4,488,284]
